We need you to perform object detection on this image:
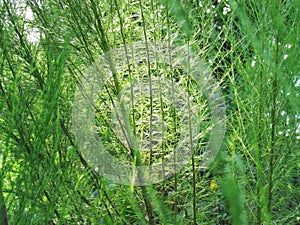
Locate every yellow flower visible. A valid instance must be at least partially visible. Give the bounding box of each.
[210,179,217,191]
[42,195,48,202]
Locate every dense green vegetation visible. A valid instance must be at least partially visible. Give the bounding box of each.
[0,0,299,224]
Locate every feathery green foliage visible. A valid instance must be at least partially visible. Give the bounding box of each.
[0,0,299,224]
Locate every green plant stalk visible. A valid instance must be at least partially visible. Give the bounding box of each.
[165,2,179,216]
[137,0,155,223]
[267,0,283,222]
[255,2,267,222]
[267,27,279,225]
[185,41,197,225]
